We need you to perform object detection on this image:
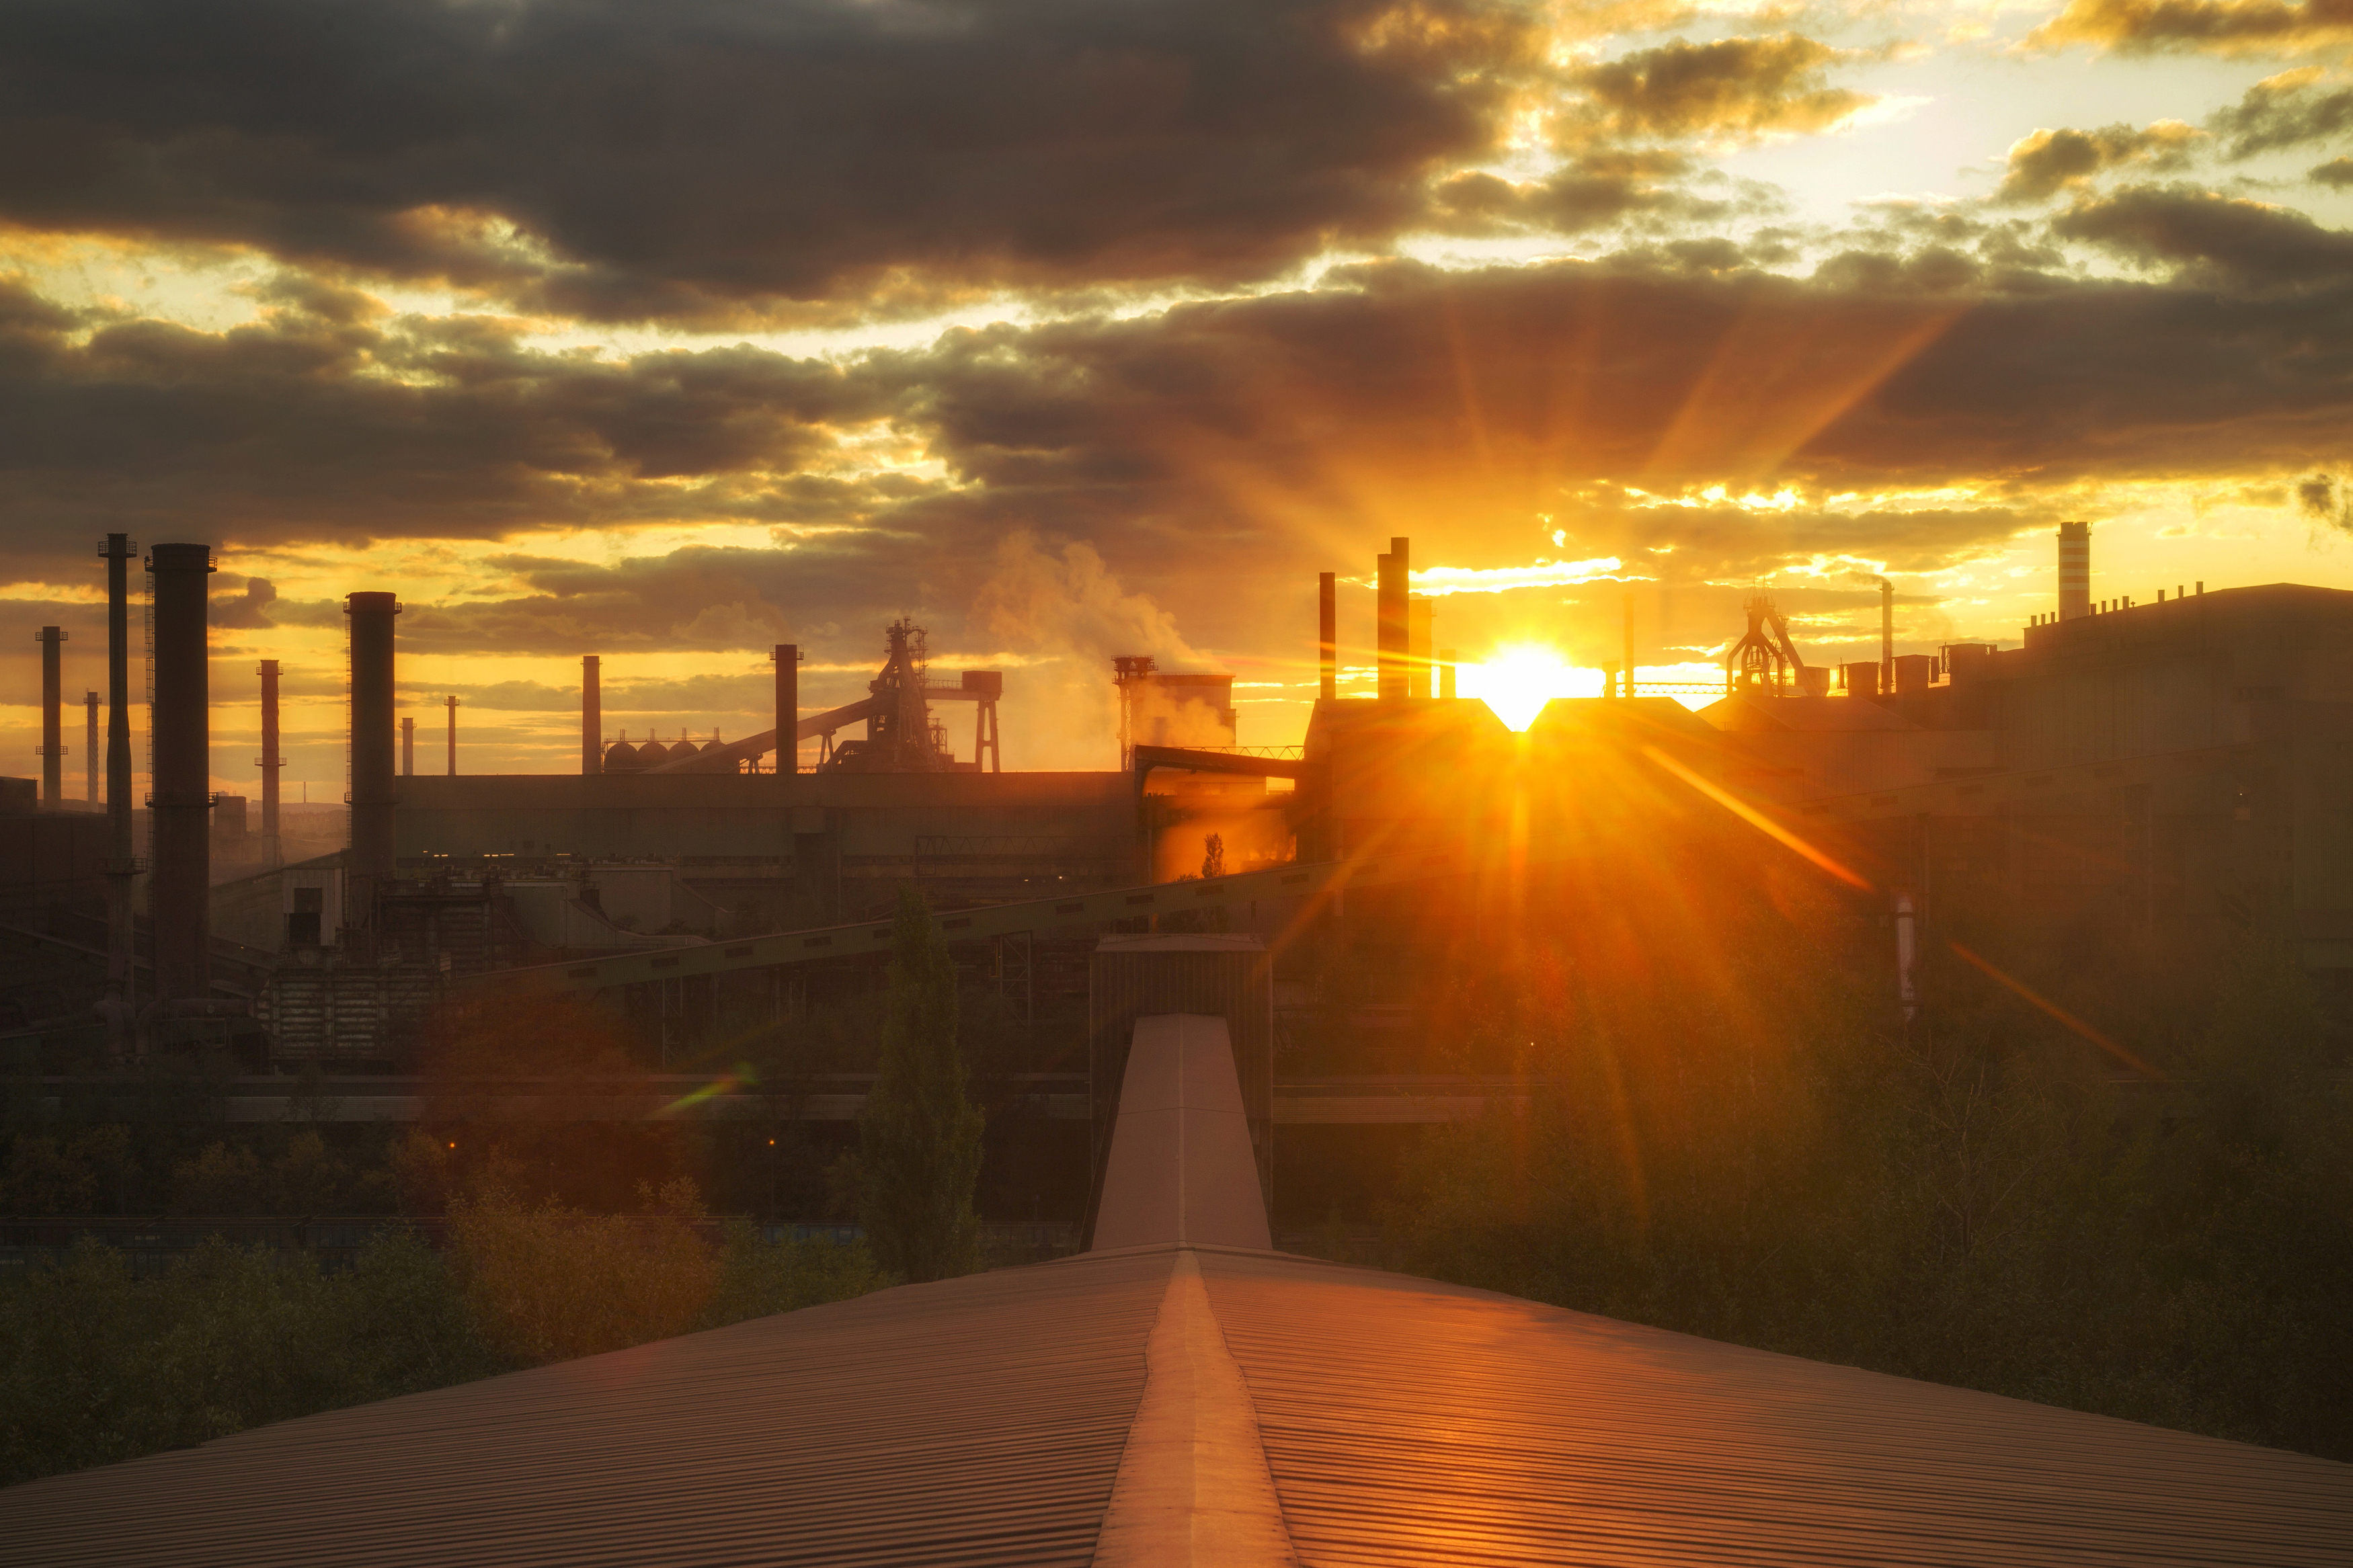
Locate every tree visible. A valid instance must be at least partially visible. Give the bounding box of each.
[857,888,985,1282]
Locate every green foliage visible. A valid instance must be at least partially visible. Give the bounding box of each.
[2,1125,130,1214]
[701,1222,889,1326]
[1387,925,2353,1460]
[171,1131,397,1214]
[0,1234,504,1487]
[0,1203,892,1487]
[858,887,986,1282]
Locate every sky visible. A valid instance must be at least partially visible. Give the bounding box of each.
[1,0,2350,789]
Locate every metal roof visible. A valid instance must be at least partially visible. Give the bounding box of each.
[9,1243,2350,1565]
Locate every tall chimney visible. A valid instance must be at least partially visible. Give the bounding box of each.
[1439,649,1458,702]
[83,691,98,804]
[401,716,415,776]
[1878,577,1894,696]
[444,695,458,776]
[581,655,602,774]
[100,535,136,1007]
[257,660,281,857]
[774,644,799,775]
[147,544,214,1005]
[2059,522,2090,622]
[345,592,399,942]
[36,626,64,804]
[1316,572,1337,704]
[1377,537,1408,702]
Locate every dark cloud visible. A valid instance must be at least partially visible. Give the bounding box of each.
[1567,34,1871,144]
[0,0,1547,319]
[5,240,2353,663]
[212,574,277,628]
[2297,471,2348,526]
[2029,0,2353,54]
[0,287,891,557]
[2315,155,2353,184]
[1995,122,2202,203]
[2052,184,2353,288]
[2209,68,2353,156]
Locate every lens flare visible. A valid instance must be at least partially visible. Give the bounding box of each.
[1458,646,1600,731]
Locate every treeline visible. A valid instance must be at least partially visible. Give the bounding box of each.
[1381,887,2353,1461]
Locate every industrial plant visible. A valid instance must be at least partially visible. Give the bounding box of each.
[3,524,2349,1205]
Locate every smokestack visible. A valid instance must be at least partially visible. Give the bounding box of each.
[346,592,399,941]
[1316,572,1336,704]
[35,626,64,804]
[774,644,798,775]
[83,691,97,804]
[1377,537,1408,702]
[100,534,136,1009]
[401,716,415,776]
[147,544,214,1005]
[1878,578,1894,696]
[2059,522,2090,622]
[257,660,281,858]
[444,695,458,776]
[1439,649,1457,702]
[582,655,601,774]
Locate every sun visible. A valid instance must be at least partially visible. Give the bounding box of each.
[1457,645,1600,731]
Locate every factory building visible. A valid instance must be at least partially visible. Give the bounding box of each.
[13,518,2353,1079]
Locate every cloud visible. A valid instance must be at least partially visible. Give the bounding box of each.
[2315,155,2353,184]
[2297,471,2350,526]
[2052,184,2353,288]
[1995,121,2202,203]
[0,0,1548,319]
[1566,34,1875,146]
[3,234,2352,665]
[212,574,277,628]
[2208,67,2353,156]
[2027,0,2353,55]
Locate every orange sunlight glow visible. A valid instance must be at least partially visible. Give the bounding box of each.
[1459,646,1601,731]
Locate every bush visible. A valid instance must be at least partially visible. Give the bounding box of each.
[0,1233,502,1487]
[0,1190,891,1485]
[443,1178,721,1365]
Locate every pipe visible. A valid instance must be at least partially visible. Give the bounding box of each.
[257,660,281,858]
[147,543,214,1005]
[774,644,799,775]
[401,716,415,776]
[345,591,400,942]
[581,655,601,774]
[35,626,64,803]
[101,534,136,1014]
[1316,572,1336,704]
[1377,537,1408,702]
[444,694,458,776]
[83,691,97,804]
